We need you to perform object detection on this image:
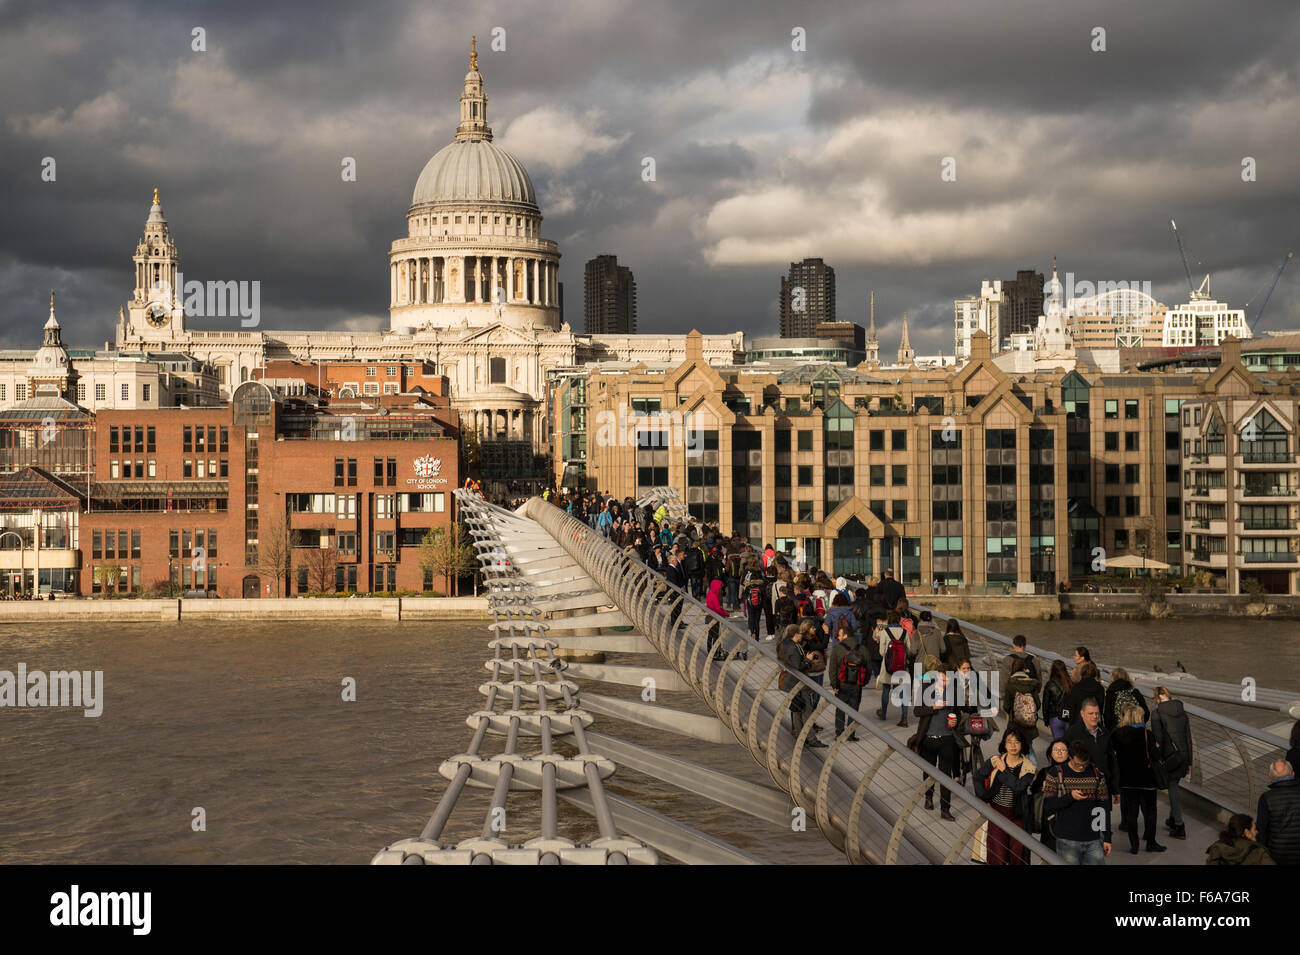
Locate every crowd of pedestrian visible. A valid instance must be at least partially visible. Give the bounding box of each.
[530,488,1300,867]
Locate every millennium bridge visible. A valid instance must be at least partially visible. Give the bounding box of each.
[372,490,1297,865]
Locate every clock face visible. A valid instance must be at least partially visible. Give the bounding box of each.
[145,303,170,328]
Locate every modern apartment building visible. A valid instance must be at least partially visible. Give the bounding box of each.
[779,258,836,338]
[1179,338,1299,594]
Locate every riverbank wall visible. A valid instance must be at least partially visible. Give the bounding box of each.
[0,596,492,624]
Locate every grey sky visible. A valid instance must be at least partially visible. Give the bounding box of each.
[2,0,1297,356]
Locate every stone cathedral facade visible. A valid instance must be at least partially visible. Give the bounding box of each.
[115,40,744,455]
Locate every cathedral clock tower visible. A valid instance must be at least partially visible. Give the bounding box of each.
[123,188,184,341]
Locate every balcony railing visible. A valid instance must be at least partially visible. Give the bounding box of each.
[1192,548,1211,562]
[1241,485,1294,497]
[1239,551,1298,563]
[1240,520,1294,530]
[1240,451,1294,464]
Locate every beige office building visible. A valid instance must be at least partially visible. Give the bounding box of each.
[556,332,1299,594]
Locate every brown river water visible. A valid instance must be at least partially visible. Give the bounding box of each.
[0,617,1294,864]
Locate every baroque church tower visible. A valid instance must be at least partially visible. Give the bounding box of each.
[123,188,184,342]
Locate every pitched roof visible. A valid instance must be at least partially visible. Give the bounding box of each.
[0,467,86,508]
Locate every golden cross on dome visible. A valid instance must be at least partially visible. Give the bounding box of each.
[470,36,478,70]
[153,186,159,203]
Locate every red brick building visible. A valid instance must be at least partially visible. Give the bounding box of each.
[3,374,462,597]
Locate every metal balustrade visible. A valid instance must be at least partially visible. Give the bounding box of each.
[372,491,655,865]
[913,608,1295,818]
[520,496,1066,865]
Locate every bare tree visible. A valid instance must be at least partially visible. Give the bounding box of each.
[419,524,476,595]
[301,545,339,593]
[256,517,293,597]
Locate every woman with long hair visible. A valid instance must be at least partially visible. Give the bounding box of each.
[941,618,970,668]
[1041,659,1073,739]
[1150,685,1194,840]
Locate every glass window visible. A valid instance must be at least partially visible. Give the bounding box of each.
[1104,432,1119,451]
[1125,399,1139,419]
[1104,400,1118,420]
[797,430,812,452]
[892,465,907,486]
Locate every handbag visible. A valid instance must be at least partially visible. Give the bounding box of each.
[960,714,997,738]
[1152,711,1188,782]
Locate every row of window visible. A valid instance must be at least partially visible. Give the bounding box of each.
[109,426,157,453]
[285,492,448,517]
[182,426,231,453]
[91,529,141,560]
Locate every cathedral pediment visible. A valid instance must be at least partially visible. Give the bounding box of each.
[457,323,542,346]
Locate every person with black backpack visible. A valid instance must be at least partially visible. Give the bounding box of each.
[683,540,707,599]
[1103,667,1149,732]
[827,617,867,741]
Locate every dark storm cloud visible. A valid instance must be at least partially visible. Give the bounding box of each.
[0,0,1297,356]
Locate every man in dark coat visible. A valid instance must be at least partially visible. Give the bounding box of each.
[878,568,905,611]
[1257,760,1300,866]
[1063,698,1118,793]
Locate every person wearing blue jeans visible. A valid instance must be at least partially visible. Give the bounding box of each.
[1041,739,1113,864]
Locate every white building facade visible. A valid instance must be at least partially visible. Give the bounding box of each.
[1161,278,1251,347]
[954,280,1005,359]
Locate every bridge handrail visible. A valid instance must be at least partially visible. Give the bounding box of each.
[912,604,1291,816]
[524,497,1066,865]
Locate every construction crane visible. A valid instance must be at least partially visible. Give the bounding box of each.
[1170,219,1196,294]
[1246,251,1294,334]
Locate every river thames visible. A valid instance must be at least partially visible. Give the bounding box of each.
[0,616,1290,864]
